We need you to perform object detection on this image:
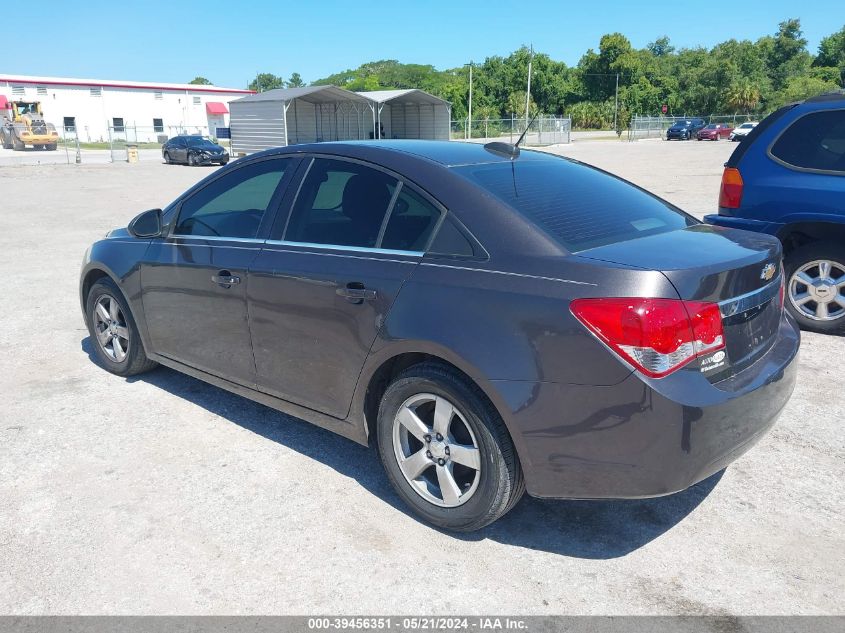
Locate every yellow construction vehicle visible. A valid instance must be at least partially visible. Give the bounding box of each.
[1,100,59,150]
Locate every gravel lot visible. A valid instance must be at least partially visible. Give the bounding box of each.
[1,140,842,615]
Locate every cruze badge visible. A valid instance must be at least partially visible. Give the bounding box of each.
[760,263,776,281]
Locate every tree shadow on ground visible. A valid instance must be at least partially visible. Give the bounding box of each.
[82,337,723,560]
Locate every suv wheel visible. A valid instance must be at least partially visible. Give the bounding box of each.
[85,277,159,376]
[784,242,845,333]
[376,363,524,531]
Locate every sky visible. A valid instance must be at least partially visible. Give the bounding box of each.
[10,0,844,88]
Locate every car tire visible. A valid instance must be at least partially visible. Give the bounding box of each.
[376,362,525,532]
[46,143,57,151]
[784,241,845,334]
[188,153,197,166]
[163,151,171,164]
[85,277,159,376]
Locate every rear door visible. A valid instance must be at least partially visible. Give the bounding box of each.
[248,156,443,418]
[141,156,298,385]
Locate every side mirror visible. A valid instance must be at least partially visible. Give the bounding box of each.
[128,208,163,238]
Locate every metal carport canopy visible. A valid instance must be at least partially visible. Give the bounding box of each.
[230,85,373,150]
[357,89,451,140]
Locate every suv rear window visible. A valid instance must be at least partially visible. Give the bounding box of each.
[770,109,845,173]
[455,158,695,252]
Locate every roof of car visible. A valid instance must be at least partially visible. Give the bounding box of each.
[268,140,559,167]
[805,90,845,104]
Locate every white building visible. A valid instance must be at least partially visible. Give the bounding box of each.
[0,74,253,142]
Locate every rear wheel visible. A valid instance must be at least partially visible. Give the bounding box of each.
[784,242,845,333]
[85,277,158,376]
[376,363,524,531]
[12,137,24,150]
[163,151,171,164]
[46,143,57,151]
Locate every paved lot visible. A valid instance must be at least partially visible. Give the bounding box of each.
[1,141,843,615]
[0,145,166,166]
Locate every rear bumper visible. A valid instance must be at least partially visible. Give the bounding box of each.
[704,214,784,237]
[494,312,800,499]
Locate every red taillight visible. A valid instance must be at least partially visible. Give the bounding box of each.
[719,167,744,209]
[570,298,725,379]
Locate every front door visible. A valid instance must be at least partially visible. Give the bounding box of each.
[248,157,443,418]
[141,156,297,385]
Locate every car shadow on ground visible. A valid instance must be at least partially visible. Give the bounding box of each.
[82,337,722,559]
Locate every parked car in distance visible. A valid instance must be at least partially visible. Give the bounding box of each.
[706,91,845,333]
[729,121,758,141]
[697,123,734,141]
[81,140,799,531]
[162,135,229,166]
[666,118,706,140]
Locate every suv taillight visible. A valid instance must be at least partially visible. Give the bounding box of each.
[570,298,725,379]
[719,167,744,209]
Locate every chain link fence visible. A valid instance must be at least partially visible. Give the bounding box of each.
[627,114,758,141]
[53,125,228,163]
[451,115,571,145]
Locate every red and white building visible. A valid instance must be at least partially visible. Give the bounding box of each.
[0,74,254,142]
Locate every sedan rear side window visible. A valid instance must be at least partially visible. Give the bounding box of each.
[286,159,398,249]
[174,159,288,239]
[455,158,694,252]
[381,186,441,251]
[770,110,845,174]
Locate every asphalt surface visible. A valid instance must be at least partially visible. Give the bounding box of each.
[1,140,842,615]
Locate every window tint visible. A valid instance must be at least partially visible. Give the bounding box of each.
[456,158,694,253]
[770,110,845,173]
[428,217,476,257]
[381,186,441,251]
[286,159,397,248]
[174,159,288,238]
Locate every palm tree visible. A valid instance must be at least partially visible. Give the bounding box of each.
[725,80,761,114]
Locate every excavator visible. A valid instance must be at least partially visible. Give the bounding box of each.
[1,100,59,150]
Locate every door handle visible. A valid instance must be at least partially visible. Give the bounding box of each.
[212,271,240,286]
[336,283,376,302]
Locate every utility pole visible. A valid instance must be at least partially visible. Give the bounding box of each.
[613,73,619,131]
[525,45,533,133]
[467,61,473,140]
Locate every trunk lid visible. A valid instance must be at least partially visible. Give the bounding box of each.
[575,224,783,380]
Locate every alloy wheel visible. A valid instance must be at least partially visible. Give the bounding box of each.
[392,393,481,507]
[93,294,130,362]
[789,259,845,322]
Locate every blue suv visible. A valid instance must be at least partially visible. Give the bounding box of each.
[706,92,845,333]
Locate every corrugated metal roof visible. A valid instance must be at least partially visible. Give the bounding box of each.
[233,85,370,104]
[357,89,450,106]
[0,73,253,94]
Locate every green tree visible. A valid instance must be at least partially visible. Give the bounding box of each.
[189,76,212,85]
[248,73,284,92]
[724,79,761,113]
[647,36,675,57]
[815,25,845,85]
[762,19,811,91]
[287,73,305,88]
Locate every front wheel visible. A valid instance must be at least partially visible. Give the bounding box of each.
[85,277,158,376]
[376,363,525,531]
[784,242,845,333]
[188,152,197,166]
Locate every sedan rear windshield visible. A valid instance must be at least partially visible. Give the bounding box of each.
[455,158,695,253]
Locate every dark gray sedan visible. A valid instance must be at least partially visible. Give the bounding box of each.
[80,140,799,531]
[162,134,229,166]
